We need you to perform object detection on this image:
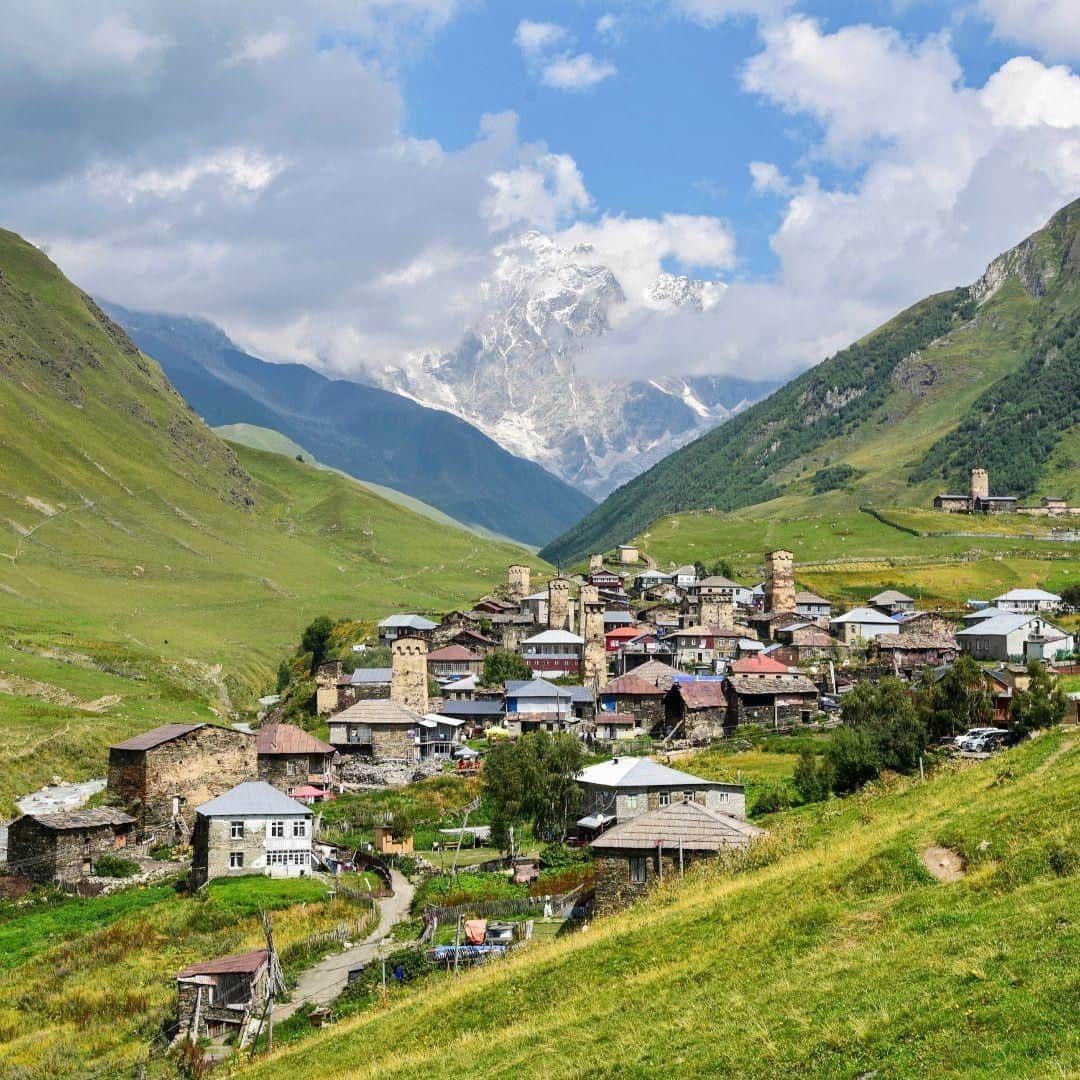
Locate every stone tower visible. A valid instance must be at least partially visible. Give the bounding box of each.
[547,577,571,631]
[699,593,734,631]
[580,584,608,689]
[969,468,989,505]
[508,564,531,603]
[764,550,795,614]
[589,553,604,574]
[390,636,428,714]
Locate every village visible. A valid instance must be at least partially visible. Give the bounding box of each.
[1,477,1077,1069]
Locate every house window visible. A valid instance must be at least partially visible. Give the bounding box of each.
[286,759,299,776]
[230,820,244,840]
[659,791,671,807]
[229,852,244,869]
[629,856,648,884]
[293,820,306,838]
[625,794,639,810]
[271,820,285,838]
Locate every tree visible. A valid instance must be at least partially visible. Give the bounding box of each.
[916,655,993,741]
[482,650,532,686]
[482,731,585,849]
[300,615,335,673]
[1060,583,1080,612]
[826,726,879,794]
[793,747,834,803]
[1011,661,1067,733]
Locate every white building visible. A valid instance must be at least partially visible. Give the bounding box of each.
[989,589,1062,614]
[191,782,313,887]
[830,607,901,644]
[957,613,1074,662]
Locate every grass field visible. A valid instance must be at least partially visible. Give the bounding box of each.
[0,875,363,1078]
[246,729,1079,1079]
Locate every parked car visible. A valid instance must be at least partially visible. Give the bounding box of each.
[961,728,1009,752]
[973,729,1025,752]
[954,727,998,750]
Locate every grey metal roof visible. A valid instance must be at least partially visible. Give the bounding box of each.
[350,667,392,685]
[505,678,569,698]
[23,807,135,831]
[831,607,899,625]
[196,782,311,818]
[441,700,505,716]
[110,723,205,751]
[957,612,1067,639]
[378,613,437,630]
[868,589,915,604]
[577,756,720,789]
[590,800,764,852]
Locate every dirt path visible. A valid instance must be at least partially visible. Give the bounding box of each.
[274,868,415,1022]
[920,846,965,883]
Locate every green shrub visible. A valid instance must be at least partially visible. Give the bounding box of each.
[93,854,141,879]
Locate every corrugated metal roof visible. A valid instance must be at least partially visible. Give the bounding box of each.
[831,607,899,625]
[197,782,312,818]
[868,589,915,603]
[590,800,765,852]
[255,724,334,756]
[350,667,392,685]
[24,807,135,831]
[577,756,717,789]
[602,673,665,697]
[674,682,728,709]
[730,655,791,674]
[378,613,437,630]
[177,949,268,980]
[522,630,584,645]
[110,723,204,752]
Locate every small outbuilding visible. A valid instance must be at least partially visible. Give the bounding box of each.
[6,807,136,885]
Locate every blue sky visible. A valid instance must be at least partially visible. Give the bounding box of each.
[1,0,1078,384]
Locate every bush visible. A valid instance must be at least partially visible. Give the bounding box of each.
[93,854,141,879]
[539,842,590,869]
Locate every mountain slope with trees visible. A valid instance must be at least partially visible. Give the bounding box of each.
[542,198,1080,565]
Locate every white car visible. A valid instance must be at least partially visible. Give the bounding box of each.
[958,728,1008,751]
[954,727,996,749]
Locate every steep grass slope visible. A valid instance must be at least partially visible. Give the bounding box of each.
[249,730,1079,1079]
[543,198,1080,565]
[104,303,596,546]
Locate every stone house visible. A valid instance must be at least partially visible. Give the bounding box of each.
[377,613,437,643]
[6,808,136,885]
[191,782,312,887]
[590,800,764,914]
[872,634,959,672]
[426,644,484,680]
[593,712,638,741]
[670,625,744,669]
[830,607,901,644]
[315,660,345,715]
[449,629,499,655]
[618,544,639,565]
[725,671,820,727]
[795,591,832,619]
[868,589,917,617]
[576,757,746,828]
[107,724,257,843]
[899,611,958,638]
[255,724,336,796]
[327,700,423,762]
[317,663,394,715]
[599,672,667,728]
[176,948,270,1047]
[662,680,729,741]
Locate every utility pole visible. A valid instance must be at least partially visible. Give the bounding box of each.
[453,914,463,975]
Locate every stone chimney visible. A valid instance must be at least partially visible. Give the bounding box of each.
[508,563,531,603]
[969,467,989,505]
[764,549,795,614]
[580,584,608,689]
[548,577,571,631]
[390,635,428,714]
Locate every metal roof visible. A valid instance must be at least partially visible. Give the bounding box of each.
[673,682,728,709]
[22,807,135,831]
[330,700,424,725]
[730,655,791,674]
[957,613,1067,638]
[868,589,915,604]
[590,799,765,852]
[991,589,1061,602]
[378,613,437,630]
[602,673,666,697]
[441,700,505,716]
[505,678,570,698]
[522,630,584,645]
[350,667,392,685]
[196,782,312,818]
[110,723,205,752]
[831,607,900,625]
[177,949,268,980]
[255,724,335,756]
[577,756,719,789]
[427,645,483,661]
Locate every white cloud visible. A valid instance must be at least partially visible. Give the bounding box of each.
[975,0,1080,62]
[595,13,621,43]
[981,56,1080,129]
[748,160,790,194]
[540,53,617,92]
[485,153,593,231]
[226,30,292,66]
[673,0,793,26]
[89,148,289,200]
[514,19,568,56]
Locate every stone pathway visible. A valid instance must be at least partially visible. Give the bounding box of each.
[274,868,416,1022]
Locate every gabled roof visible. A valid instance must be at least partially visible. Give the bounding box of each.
[255,724,334,756]
[378,613,437,630]
[590,799,764,852]
[795,591,830,605]
[962,606,1010,622]
[673,681,728,709]
[605,626,645,640]
[505,678,570,699]
[110,723,205,752]
[729,655,791,674]
[350,667,392,685]
[330,700,424,725]
[427,645,482,662]
[868,589,915,604]
[577,756,719,789]
[197,781,311,818]
[991,588,1061,602]
[602,673,666,697]
[956,612,1046,637]
[441,700,505,717]
[727,674,818,696]
[177,949,268,980]
[831,607,899,625]
[21,807,135,831]
[522,630,585,645]
[698,575,741,588]
[628,659,681,691]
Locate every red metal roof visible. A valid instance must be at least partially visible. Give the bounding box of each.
[729,655,791,674]
[177,949,268,980]
[605,627,644,640]
[255,724,335,756]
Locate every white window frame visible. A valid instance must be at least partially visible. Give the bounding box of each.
[293,819,306,838]
[229,852,244,869]
[270,820,285,838]
[230,820,244,840]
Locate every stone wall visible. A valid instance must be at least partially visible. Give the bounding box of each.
[700,598,734,630]
[315,662,343,716]
[970,467,989,503]
[764,550,795,614]
[508,564,531,602]
[548,578,571,631]
[258,753,333,793]
[391,636,428,714]
[108,727,257,842]
[593,849,711,914]
[581,584,608,689]
[371,726,417,763]
[7,819,132,885]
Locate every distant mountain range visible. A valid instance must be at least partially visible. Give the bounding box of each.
[541,198,1080,565]
[103,303,594,546]
[377,231,778,497]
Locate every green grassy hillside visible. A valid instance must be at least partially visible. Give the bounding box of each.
[248,730,1079,1079]
[542,198,1080,565]
[0,227,546,805]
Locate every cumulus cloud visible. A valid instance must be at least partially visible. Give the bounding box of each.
[975,0,1080,62]
[485,153,592,231]
[514,17,617,93]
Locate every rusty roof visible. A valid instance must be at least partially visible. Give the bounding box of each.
[255,723,335,756]
[674,682,728,709]
[603,673,666,697]
[730,655,791,674]
[427,645,483,661]
[590,800,764,852]
[177,948,268,980]
[109,723,205,751]
[24,807,135,831]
